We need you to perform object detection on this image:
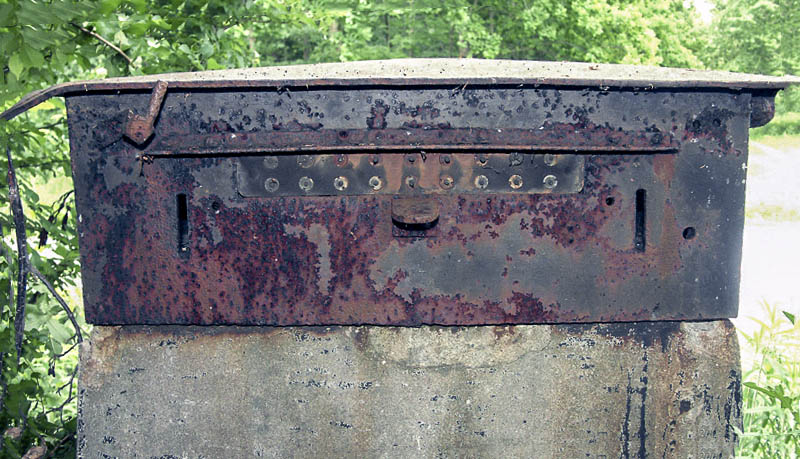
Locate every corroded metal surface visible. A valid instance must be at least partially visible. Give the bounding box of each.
[3,58,798,120]
[78,321,741,457]
[236,153,585,197]
[64,83,757,325]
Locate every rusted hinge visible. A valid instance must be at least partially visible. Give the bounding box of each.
[123,80,168,146]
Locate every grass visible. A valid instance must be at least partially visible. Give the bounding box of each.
[746,204,800,223]
[751,112,800,138]
[737,301,800,458]
[745,133,800,224]
[749,134,800,150]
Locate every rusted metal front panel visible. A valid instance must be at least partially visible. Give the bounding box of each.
[66,86,752,325]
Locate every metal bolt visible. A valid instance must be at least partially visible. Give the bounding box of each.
[333,176,349,191]
[299,176,314,192]
[263,156,279,169]
[204,137,222,148]
[335,154,348,167]
[543,154,557,166]
[440,175,454,189]
[474,174,489,189]
[509,152,523,166]
[509,174,523,189]
[476,154,488,166]
[543,174,558,189]
[369,175,383,191]
[297,155,315,168]
[440,154,451,165]
[405,176,417,188]
[370,155,380,165]
[264,177,280,193]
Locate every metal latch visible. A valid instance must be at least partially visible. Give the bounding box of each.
[123,81,168,145]
[391,197,439,228]
[391,196,440,237]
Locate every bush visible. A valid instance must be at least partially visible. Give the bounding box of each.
[751,112,800,138]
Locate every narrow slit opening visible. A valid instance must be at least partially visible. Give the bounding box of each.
[634,189,646,252]
[177,193,189,255]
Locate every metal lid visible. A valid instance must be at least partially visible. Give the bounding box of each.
[3,58,799,120]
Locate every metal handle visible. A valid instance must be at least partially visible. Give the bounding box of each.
[391,196,439,231]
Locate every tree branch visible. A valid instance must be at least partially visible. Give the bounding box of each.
[30,265,82,344]
[44,431,74,459]
[7,145,29,366]
[5,159,71,172]
[6,144,83,370]
[0,352,7,423]
[71,23,133,66]
[17,122,64,135]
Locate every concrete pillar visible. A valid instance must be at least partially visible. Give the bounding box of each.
[78,321,741,457]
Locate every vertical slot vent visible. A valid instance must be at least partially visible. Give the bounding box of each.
[634,189,646,252]
[177,193,189,256]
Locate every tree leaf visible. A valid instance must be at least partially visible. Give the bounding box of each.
[782,311,795,325]
[206,57,224,70]
[125,21,149,36]
[21,27,54,51]
[19,44,45,67]
[8,53,24,78]
[99,0,123,15]
[0,3,15,27]
[17,0,61,26]
[46,318,72,344]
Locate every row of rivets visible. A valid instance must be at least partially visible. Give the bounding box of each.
[470,174,557,190]
[263,153,558,169]
[264,175,378,192]
[263,174,558,192]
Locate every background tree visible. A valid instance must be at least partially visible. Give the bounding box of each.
[704,0,800,132]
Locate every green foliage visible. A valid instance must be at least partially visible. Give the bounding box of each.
[705,0,800,127]
[250,0,703,66]
[0,0,97,110]
[0,164,84,456]
[751,111,800,137]
[737,302,800,457]
[1,0,264,454]
[704,0,799,76]
[745,203,800,223]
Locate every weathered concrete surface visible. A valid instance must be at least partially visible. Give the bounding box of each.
[78,321,741,458]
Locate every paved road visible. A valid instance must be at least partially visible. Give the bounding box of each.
[735,140,800,335]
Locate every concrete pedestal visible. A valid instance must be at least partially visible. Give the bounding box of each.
[78,321,741,457]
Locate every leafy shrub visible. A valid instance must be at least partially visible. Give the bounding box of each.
[752,112,800,138]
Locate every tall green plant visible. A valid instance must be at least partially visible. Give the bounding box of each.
[737,301,800,457]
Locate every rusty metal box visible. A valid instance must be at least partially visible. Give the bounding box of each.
[7,59,795,325]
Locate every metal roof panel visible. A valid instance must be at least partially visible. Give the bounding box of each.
[4,58,799,120]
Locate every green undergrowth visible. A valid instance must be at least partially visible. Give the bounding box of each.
[745,204,800,223]
[749,133,800,152]
[736,301,800,457]
[751,113,800,138]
